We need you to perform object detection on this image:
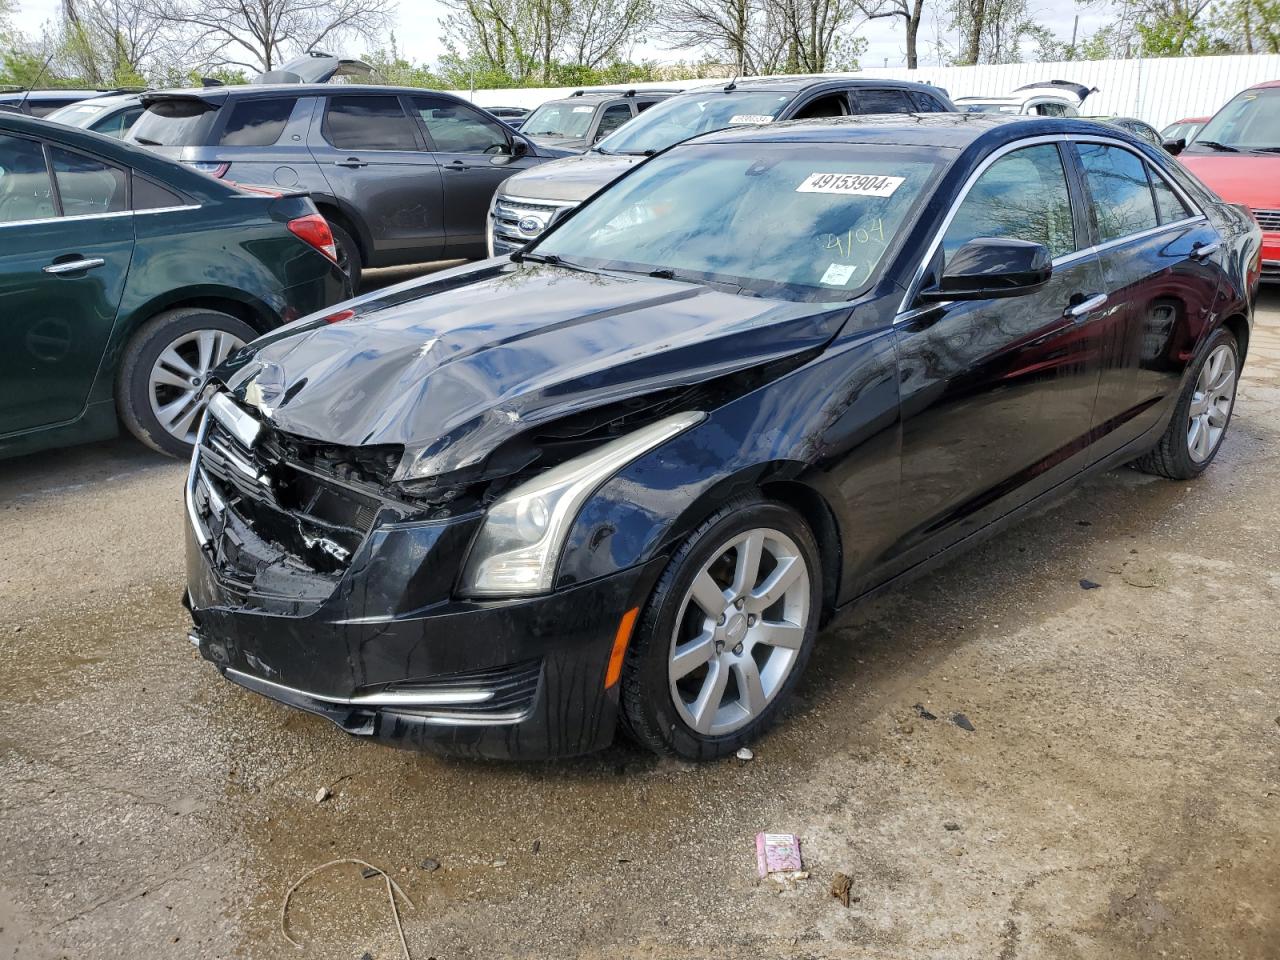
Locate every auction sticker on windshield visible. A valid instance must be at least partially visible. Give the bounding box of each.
[796,173,904,197]
[730,115,775,124]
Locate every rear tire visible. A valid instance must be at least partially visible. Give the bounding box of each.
[327,221,362,292]
[620,495,822,760]
[1136,326,1240,480]
[116,308,256,458]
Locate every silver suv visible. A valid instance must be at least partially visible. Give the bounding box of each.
[519,88,679,153]
[489,76,955,255]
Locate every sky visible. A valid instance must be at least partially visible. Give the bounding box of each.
[11,0,1114,73]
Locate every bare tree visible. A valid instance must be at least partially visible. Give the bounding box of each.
[167,0,396,73]
[563,0,653,69]
[659,0,785,74]
[768,0,863,71]
[854,0,924,67]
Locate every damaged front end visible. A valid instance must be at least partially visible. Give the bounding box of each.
[183,265,846,757]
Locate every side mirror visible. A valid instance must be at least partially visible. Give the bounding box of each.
[1162,136,1186,155]
[489,137,530,166]
[918,237,1052,302]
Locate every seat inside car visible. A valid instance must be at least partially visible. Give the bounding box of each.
[793,93,849,119]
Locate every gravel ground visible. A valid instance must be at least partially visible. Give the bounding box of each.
[1,289,1277,960]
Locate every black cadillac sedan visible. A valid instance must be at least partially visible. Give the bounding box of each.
[184,115,1259,760]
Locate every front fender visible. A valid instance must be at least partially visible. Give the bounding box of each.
[555,327,902,605]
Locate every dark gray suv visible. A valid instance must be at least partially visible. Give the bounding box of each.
[128,84,564,287]
[489,76,956,254]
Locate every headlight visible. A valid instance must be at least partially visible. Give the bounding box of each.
[459,411,705,598]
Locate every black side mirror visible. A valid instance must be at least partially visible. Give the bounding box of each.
[490,137,530,166]
[918,237,1052,302]
[1162,136,1186,155]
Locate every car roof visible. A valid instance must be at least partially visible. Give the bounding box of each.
[1247,80,1280,90]
[140,83,470,102]
[688,112,1141,149]
[0,89,108,103]
[539,88,682,102]
[955,90,1076,106]
[688,75,948,95]
[53,92,142,109]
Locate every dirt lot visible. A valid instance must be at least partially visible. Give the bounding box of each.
[2,288,1278,960]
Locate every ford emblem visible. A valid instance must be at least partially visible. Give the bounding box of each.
[517,216,544,235]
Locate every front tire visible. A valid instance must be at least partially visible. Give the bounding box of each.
[1136,327,1240,480]
[620,495,822,760]
[116,308,255,458]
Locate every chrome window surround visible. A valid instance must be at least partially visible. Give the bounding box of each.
[896,133,1210,320]
[0,204,201,230]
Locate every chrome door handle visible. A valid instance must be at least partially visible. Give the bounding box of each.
[1065,293,1107,319]
[1190,240,1220,260]
[44,257,105,275]
[334,158,368,168]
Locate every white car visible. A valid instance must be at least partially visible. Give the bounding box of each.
[955,80,1096,118]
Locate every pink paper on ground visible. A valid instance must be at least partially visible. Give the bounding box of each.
[756,832,803,877]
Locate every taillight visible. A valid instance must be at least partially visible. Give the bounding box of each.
[187,160,230,179]
[287,214,338,263]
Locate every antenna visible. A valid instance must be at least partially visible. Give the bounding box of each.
[724,72,738,92]
[17,52,56,115]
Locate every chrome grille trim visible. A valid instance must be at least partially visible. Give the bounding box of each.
[490,193,579,250]
[1252,208,1280,231]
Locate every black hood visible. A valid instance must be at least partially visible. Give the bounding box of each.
[224,262,843,482]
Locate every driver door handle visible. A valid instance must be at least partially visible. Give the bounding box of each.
[1065,292,1107,319]
[44,257,105,275]
[1190,240,1220,260]
[445,160,468,171]
[334,158,368,168]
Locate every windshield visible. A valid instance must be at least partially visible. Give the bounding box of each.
[958,101,1020,114]
[522,101,597,139]
[130,99,219,146]
[533,142,941,302]
[597,91,792,155]
[1191,87,1280,152]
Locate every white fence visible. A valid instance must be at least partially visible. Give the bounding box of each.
[459,54,1280,131]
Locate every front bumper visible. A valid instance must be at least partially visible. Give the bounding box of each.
[184,407,663,759]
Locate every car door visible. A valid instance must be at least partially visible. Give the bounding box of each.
[885,140,1110,573]
[408,94,540,257]
[0,134,133,436]
[309,93,446,265]
[1069,139,1223,461]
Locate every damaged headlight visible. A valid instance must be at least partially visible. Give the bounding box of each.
[459,411,705,598]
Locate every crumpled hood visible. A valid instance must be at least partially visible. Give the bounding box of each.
[499,151,639,203]
[224,262,842,482]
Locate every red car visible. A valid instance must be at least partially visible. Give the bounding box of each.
[1160,116,1208,145]
[1175,83,1280,278]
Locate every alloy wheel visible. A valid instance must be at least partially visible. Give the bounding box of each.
[1187,343,1237,463]
[668,528,811,736]
[147,329,245,445]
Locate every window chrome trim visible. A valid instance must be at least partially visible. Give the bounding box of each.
[494,192,580,210]
[895,133,1211,320]
[0,203,199,229]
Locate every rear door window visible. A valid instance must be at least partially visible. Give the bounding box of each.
[0,134,55,222]
[219,98,297,146]
[49,147,127,216]
[911,92,947,112]
[323,95,420,151]
[1076,142,1160,242]
[792,92,848,119]
[854,88,914,114]
[1148,164,1193,224]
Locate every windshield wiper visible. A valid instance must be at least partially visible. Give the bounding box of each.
[614,149,657,157]
[133,136,162,146]
[1248,146,1280,153]
[1194,140,1239,152]
[511,250,590,273]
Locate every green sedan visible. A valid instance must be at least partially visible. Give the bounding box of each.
[0,111,348,460]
